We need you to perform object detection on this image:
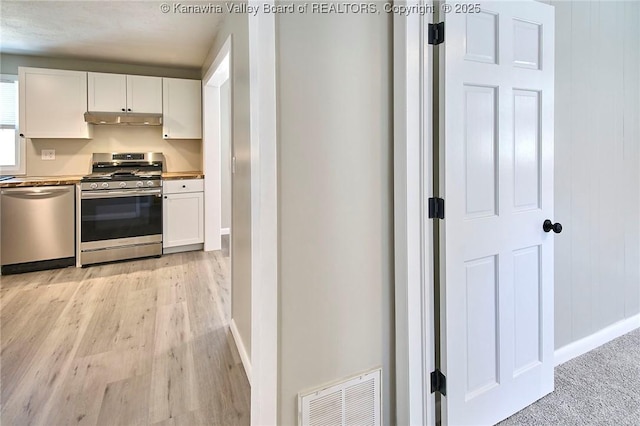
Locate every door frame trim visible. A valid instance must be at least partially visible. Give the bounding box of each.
[393,1,436,424]
[248,2,279,425]
[202,35,232,252]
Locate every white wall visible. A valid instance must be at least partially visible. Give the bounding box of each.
[551,0,640,349]
[275,11,394,425]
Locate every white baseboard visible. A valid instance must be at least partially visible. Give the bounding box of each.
[230,318,252,385]
[554,313,640,366]
[221,227,230,235]
[163,243,204,254]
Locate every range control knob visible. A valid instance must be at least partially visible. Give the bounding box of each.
[101,182,109,189]
[136,181,144,188]
[119,182,127,188]
[147,181,154,187]
[90,183,98,189]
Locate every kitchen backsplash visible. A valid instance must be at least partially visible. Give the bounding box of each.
[26,126,202,176]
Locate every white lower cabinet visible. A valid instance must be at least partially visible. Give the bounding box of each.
[163,179,204,252]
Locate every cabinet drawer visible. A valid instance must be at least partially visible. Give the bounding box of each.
[163,179,203,194]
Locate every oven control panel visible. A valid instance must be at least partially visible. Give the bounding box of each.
[81,180,162,191]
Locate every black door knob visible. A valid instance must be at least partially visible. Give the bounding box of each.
[121,108,126,111]
[127,108,132,112]
[543,219,562,233]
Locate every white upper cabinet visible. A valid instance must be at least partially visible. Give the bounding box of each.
[88,72,162,113]
[18,67,92,139]
[127,75,162,114]
[162,78,202,139]
[87,72,126,112]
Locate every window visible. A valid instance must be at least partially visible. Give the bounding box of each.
[0,75,25,175]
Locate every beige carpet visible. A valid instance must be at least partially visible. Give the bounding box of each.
[500,328,640,425]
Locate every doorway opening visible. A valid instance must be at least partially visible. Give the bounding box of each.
[202,37,252,378]
[201,10,279,424]
[208,52,232,254]
[203,36,232,255]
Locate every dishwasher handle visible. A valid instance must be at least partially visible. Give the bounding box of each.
[1,187,73,197]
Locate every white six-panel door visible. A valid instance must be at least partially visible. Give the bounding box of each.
[440,2,555,425]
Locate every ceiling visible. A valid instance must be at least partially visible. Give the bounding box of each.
[0,1,225,69]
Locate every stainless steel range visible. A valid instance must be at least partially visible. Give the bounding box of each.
[80,153,163,266]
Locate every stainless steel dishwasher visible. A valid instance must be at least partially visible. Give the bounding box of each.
[1,185,75,274]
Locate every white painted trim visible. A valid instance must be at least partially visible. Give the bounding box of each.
[393,1,435,425]
[0,74,26,176]
[209,55,230,88]
[202,84,222,252]
[554,314,640,366]
[231,318,253,384]
[203,37,232,84]
[221,227,230,235]
[248,2,279,425]
[202,36,232,253]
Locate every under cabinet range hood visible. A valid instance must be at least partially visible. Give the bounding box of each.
[84,111,163,126]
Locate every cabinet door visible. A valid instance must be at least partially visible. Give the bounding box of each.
[163,192,204,248]
[19,67,92,139]
[87,72,127,112]
[162,78,202,139]
[127,75,162,113]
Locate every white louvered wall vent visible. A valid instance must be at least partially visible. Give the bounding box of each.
[298,368,381,426]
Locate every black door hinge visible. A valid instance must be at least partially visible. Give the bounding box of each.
[428,22,445,45]
[431,369,447,395]
[428,197,445,219]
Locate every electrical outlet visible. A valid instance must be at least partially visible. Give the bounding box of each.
[41,149,55,160]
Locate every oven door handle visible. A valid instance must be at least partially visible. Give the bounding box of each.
[81,189,162,199]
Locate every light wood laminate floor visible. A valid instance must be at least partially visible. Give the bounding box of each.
[0,250,250,426]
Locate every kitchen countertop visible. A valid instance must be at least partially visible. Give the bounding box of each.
[162,171,204,180]
[0,176,83,188]
[0,172,204,188]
